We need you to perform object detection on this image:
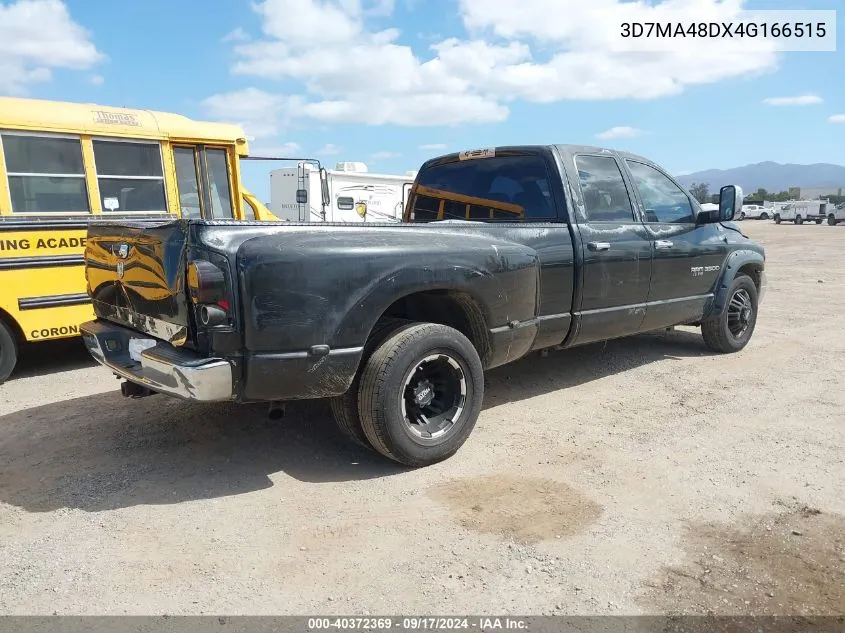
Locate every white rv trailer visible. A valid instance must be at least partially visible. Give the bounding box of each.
[270,161,417,223]
[772,199,830,225]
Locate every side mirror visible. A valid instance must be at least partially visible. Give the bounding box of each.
[296,189,308,204]
[718,185,743,222]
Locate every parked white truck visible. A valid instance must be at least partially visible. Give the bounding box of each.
[826,202,845,225]
[773,200,830,225]
[737,204,772,220]
[270,161,416,223]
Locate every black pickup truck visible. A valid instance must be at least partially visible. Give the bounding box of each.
[80,145,766,466]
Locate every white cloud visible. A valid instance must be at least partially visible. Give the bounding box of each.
[222,27,250,42]
[596,126,645,140]
[249,142,301,155]
[762,95,823,106]
[201,87,302,138]
[88,74,104,86]
[830,114,845,124]
[207,0,783,129]
[419,143,447,150]
[316,143,342,155]
[0,0,103,95]
[371,150,401,160]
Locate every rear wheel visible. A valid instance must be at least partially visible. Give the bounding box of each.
[815,218,823,225]
[357,322,484,467]
[774,214,782,224]
[760,212,769,220]
[795,215,803,225]
[0,319,19,384]
[739,211,746,220]
[701,274,758,354]
[329,317,409,449]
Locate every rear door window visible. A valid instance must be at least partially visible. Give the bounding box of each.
[573,155,637,223]
[408,154,557,222]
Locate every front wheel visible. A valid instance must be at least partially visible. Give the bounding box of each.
[0,319,19,384]
[701,274,759,353]
[774,214,782,224]
[829,215,838,226]
[795,215,803,225]
[357,322,484,467]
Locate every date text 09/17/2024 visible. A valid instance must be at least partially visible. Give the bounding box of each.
[307,617,528,630]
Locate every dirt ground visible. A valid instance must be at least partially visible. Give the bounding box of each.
[0,221,843,616]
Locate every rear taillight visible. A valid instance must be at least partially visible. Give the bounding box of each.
[187,259,231,325]
[187,260,225,305]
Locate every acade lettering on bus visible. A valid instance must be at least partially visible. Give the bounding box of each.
[0,237,87,251]
[30,324,79,339]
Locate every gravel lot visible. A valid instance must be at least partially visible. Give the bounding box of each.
[1,221,843,616]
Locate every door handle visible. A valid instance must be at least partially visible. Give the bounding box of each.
[655,240,674,249]
[587,241,611,251]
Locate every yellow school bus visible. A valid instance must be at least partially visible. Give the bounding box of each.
[0,96,280,382]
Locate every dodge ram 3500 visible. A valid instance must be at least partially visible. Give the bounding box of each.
[80,145,766,467]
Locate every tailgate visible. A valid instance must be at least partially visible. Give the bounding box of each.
[85,220,191,345]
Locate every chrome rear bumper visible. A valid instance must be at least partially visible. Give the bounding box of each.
[80,320,234,402]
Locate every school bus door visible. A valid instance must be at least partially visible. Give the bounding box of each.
[172,145,238,220]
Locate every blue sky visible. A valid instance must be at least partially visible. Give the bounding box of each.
[1,0,843,201]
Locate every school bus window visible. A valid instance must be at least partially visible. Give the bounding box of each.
[1,133,90,213]
[92,139,167,212]
[173,146,202,219]
[205,148,234,219]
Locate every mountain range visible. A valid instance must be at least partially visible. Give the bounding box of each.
[675,162,845,194]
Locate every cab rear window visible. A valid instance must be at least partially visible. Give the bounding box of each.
[408,154,557,223]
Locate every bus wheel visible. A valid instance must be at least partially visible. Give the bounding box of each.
[0,319,19,384]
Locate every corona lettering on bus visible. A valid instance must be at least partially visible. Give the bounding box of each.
[0,96,284,382]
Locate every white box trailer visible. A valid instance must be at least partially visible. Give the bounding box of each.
[270,161,416,223]
[773,200,830,225]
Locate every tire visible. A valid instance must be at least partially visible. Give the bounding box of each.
[701,274,759,354]
[795,215,803,225]
[760,212,769,220]
[357,322,484,467]
[829,215,838,226]
[738,212,746,220]
[0,319,19,384]
[815,218,823,225]
[329,317,410,449]
[774,214,781,224]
